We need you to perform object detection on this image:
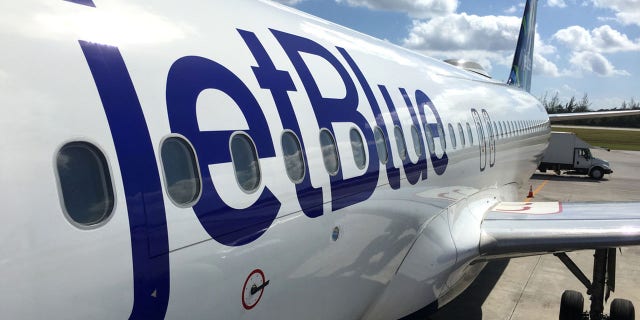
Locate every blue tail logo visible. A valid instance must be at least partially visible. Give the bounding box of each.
[507,0,538,92]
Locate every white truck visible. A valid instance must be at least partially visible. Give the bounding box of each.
[538,131,612,180]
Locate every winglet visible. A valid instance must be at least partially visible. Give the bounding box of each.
[507,0,538,92]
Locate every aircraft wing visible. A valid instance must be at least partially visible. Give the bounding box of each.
[549,110,640,122]
[478,201,640,260]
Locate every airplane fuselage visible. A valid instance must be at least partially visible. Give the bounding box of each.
[0,0,550,318]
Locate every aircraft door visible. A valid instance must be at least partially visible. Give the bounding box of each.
[471,109,486,171]
[481,109,496,167]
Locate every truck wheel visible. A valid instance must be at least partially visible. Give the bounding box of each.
[590,167,604,180]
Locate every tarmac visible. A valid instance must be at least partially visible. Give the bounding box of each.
[425,149,640,320]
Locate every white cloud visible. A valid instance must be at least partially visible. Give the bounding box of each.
[551,25,638,77]
[534,53,561,77]
[334,0,458,18]
[569,51,629,76]
[553,25,640,53]
[401,13,562,76]
[591,0,640,26]
[547,0,567,8]
[536,34,557,55]
[403,14,520,51]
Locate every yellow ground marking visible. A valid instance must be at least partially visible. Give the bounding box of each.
[524,179,549,202]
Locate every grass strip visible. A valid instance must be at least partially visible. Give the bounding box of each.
[551,126,640,151]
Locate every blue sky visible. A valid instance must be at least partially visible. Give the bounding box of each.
[273,0,640,110]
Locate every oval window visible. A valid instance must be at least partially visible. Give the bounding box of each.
[410,125,422,157]
[230,133,261,193]
[281,131,305,183]
[437,123,446,150]
[320,129,340,175]
[448,123,457,149]
[374,126,388,164]
[466,122,474,145]
[519,121,523,133]
[350,128,367,170]
[457,123,465,147]
[394,126,407,161]
[56,142,115,227]
[161,136,202,205]
[424,123,436,154]
[486,121,494,139]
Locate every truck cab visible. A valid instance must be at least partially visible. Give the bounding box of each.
[574,148,592,169]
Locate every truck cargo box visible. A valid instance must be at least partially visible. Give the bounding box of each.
[541,132,591,165]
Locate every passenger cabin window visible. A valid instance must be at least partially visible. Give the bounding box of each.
[410,125,423,157]
[350,128,367,170]
[56,142,115,227]
[394,126,407,160]
[161,136,202,205]
[458,123,466,147]
[485,120,493,140]
[448,123,457,149]
[437,123,446,150]
[230,133,261,193]
[374,127,389,164]
[281,131,305,183]
[466,122,474,145]
[424,124,436,154]
[320,129,340,175]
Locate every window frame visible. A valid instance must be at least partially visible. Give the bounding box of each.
[410,124,423,157]
[424,123,436,154]
[373,126,389,164]
[319,128,341,176]
[457,122,466,147]
[394,125,408,161]
[281,130,306,184]
[437,123,447,150]
[349,127,367,170]
[466,122,474,145]
[54,140,117,229]
[159,134,204,207]
[229,131,263,194]
[448,123,457,150]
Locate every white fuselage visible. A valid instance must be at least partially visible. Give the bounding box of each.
[0,0,550,319]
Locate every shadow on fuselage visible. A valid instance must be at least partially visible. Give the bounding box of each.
[403,260,510,320]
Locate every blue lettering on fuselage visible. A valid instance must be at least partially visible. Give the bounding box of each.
[78,25,450,319]
[272,29,381,213]
[81,28,449,247]
[80,41,170,320]
[166,55,281,246]
[239,29,325,218]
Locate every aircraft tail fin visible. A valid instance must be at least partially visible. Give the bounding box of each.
[507,0,538,92]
